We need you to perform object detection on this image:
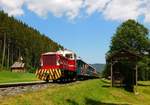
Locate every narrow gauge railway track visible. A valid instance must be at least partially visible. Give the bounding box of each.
[0,81,53,98]
[0,81,48,88]
[0,81,81,98]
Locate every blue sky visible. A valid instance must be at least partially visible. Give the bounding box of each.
[16,9,119,64]
[1,0,150,64]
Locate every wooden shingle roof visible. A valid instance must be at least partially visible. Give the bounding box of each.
[11,61,25,69]
[106,49,141,62]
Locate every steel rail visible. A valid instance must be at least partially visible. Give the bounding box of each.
[0,81,48,88]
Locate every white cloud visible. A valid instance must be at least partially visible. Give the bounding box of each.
[0,0,25,16]
[84,0,150,22]
[84,0,111,15]
[0,0,150,23]
[26,0,84,20]
[103,0,141,21]
[141,0,150,23]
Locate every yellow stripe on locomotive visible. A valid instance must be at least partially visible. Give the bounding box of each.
[36,69,62,81]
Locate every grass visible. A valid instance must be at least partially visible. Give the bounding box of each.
[0,79,150,105]
[0,70,38,83]
[138,81,150,86]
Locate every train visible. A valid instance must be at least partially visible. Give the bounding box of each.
[36,49,98,82]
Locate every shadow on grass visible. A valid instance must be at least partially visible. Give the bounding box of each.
[102,84,134,93]
[66,99,79,105]
[101,79,110,84]
[124,86,134,92]
[102,85,111,88]
[66,98,130,105]
[85,98,130,105]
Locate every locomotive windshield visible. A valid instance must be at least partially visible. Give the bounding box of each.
[42,54,56,66]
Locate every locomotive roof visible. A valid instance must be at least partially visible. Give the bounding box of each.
[57,49,76,54]
[42,49,76,55]
[42,52,58,55]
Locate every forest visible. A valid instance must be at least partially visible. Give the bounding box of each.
[0,11,63,72]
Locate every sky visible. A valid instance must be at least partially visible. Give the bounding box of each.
[0,0,150,64]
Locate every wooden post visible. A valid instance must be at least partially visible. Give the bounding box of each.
[111,62,113,87]
[134,64,139,94]
[7,41,10,69]
[135,64,138,87]
[2,32,6,68]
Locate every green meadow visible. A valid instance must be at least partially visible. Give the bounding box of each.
[0,71,38,83]
[0,79,150,105]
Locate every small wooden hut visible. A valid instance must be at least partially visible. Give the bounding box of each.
[11,57,25,72]
[106,49,141,92]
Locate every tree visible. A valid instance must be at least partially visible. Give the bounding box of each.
[109,19,149,54]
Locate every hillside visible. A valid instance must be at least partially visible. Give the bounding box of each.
[91,63,105,73]
[0,79,150,105]
[0,11,63,70]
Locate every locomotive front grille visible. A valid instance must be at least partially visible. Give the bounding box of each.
[36,69,62,81]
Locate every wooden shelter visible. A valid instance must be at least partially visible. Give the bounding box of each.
[106,49,141,91]
[11,57,25,72]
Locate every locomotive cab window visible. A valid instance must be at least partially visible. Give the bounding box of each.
[65,54,73,59]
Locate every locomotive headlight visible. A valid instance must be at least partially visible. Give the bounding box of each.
[57,59,60,66]
[41,62,43,66]
[40,58,43,66]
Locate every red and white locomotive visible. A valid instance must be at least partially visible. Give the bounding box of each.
[36,49,98,82]
[36,49,77,82]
